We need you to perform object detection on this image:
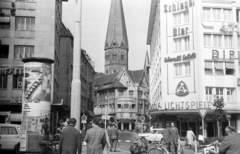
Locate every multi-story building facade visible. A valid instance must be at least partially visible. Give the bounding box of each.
[0,0,66,125]
[94,69,149,130]
[147,0,240,137]
[81,49,96,116]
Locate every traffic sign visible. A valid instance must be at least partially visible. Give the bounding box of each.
[81,114,87,121]
[197,108,208,119]
[139,115,145,122]
[81,120,86,124]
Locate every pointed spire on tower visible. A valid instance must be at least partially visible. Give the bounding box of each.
[144,50,150,71]
[105,0,128,50]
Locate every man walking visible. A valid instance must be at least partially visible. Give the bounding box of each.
[162,124,171,151]
[109,124,118,152]
[219,126,240,154]
[58,118,82,154]
[84,118,106,154]
[169,122,179,154]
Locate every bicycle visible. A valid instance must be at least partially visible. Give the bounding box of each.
[148,141,169,154]
[39,140,59,154]
[200,141,220,154]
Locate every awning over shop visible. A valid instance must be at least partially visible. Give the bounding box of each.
[0,16,10,23]
[150,109,240,116]
[225,62,234,69]
[10,113,22,122]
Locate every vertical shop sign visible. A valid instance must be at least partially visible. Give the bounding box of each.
[20,58,54,152]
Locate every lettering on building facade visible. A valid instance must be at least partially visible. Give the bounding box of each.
[164,0,194,13]
[150,101,212,111]
[10,97,22,103]
[212,50,236,60]
[164,53,196,62]
[0,67,23,75]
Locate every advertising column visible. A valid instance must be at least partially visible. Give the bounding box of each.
[20,58,54,152]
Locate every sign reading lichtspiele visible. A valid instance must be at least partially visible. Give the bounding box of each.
[20,58,54,152]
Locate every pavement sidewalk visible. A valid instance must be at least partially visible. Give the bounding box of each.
[81,145,196,154]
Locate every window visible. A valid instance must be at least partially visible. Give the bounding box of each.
[225,62,234,75]
[132,104,135,110]
[0,16,10,30]
[216,88,224,99]
[237,9,240,22]
[138,91,143,99]
[124,104,129,109]
[206,87,213,102]
[223,9,232,21]
[121,52,124,61]
[224,35,233,48]
[174,36,189,52]
[205,61,213,75]
[173,11,189,26]
[13,75,23,89]
[112,52,117,62]
[212,8,221,20]
[129,90,133,97]
[14,46,34,59]
[119,90,123,97]
[175,63,182,77]
[213,35,222,47]
[238,35,240,48]
[0,45,9,58]
[15,17,35,31]
[226,88,235,102]
[204,34,211,47]
[1,127,17,135]
[105,53,109,61]
[214,61,224,75]
[203,7,211,20]
[0,75,8,89]
[184,62,190,75]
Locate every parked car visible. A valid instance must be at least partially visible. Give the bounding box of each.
[0,124,21,154]
[138,128,164,143]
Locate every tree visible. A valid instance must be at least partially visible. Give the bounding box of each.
[213,96,226,137]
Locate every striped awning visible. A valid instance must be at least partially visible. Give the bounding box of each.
[214,62,223,69]
[0,16,10,23]
[10,113,22,122]
[205,61,212,69]
[225,62,234,69]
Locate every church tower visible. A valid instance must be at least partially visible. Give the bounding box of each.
[104,0,128,75]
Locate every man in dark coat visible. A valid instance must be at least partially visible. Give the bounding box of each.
[219,126,240,154]
[58,118,82,154]
[169,122,179,154]
[109,124,119,152]
[162,124,171,151]
[84,118,106,154]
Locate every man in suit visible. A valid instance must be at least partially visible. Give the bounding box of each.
[84,118,106,154]
[169,122,179,154]
[109,124,119,152]
[162,124,171,151]
[58,118,82,154]
[219,126,240,154]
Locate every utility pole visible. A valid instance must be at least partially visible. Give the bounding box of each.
[71,0,82,130]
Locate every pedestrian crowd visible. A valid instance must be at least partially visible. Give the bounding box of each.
[55,117,240,154]
[57,116,120,154]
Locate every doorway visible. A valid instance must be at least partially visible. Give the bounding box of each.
[207,122,214,137]
[180,121,197,137]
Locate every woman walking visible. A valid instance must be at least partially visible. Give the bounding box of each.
[186,127,196,149]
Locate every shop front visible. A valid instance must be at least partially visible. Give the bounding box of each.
[150,109,240,139]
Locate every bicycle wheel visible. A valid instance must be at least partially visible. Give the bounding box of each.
[148,148,162,154]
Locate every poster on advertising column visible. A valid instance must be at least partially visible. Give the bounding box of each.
[20,58,54,152]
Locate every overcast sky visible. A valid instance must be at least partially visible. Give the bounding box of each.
[63,0,151,73]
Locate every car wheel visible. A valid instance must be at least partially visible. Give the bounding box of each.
[14,143,21,154]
